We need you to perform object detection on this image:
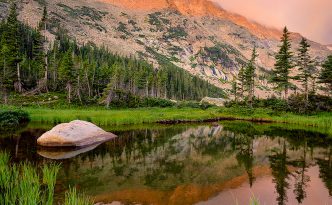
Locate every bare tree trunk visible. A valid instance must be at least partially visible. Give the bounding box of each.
[44,55,49,92]
[67,83,72,103]
[305,83,309,103]
[77,75,82,103]
[285,86,289,100]
[3,89,8,104]
[106,89,114,108]
[85,70,91,98]
[17,63,22,93]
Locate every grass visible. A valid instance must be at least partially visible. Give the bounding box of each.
[1,105,332,134]
[64,187,94,205]
[0,152,92,205]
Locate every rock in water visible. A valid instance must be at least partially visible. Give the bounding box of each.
[37,120,117,147]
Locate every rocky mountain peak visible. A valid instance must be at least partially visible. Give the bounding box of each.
[99,0,281,39]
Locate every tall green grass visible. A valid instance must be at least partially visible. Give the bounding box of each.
[16,106,332,134]
[64,187,94,205]
[0,152,93,205]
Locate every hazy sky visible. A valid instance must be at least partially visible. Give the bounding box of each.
[213,0,332,44]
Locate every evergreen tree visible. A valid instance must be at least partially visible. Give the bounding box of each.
[272,27,294,100]
[231,80,238,102]
[296,38,314,102]
[244,46,258,106]
[59,49,75,103]
[39,6,48,31]
[0,2,20,102]
[318,55,332,96]
[237,66,245,99]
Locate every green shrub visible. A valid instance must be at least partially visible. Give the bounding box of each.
[176,101,214,110]
[105,90,175,108]
[225,94,332,114]
[0,110,30,129]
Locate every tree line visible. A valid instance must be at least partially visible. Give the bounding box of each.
[0,3,224,106]
[233,27,332,106]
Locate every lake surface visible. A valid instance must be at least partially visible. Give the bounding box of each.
[1,121,332,205]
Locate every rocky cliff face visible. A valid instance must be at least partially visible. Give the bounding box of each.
[14,0,332,97]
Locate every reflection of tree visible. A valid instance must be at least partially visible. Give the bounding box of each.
[236,134,255,187]
[316,146,332,196]
[291,140,310,203]
[269,141,290,205]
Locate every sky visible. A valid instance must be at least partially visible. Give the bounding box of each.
[213,0,332,45]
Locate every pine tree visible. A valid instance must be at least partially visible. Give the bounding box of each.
[39,6,48,31]
[237,66,245,99]
[245,46,258,107]
[272,27,294,100]
[296,38,314,102]
[59,49,75,103]
[0,2,20,102]
[318,55,332,96]
[231,80,238,102]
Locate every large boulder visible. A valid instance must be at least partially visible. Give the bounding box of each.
[200,97,227,107]
[37,120,117,147]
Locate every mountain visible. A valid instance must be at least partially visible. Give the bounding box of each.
[14,0,332,97]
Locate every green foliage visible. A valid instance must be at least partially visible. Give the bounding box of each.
[0,110,30,129]
[64,187,94,205]
[226,94,332,114]
[0,151,93,205]
[203,44,236,68]
[148,12,168,31]
[103,89,175,108]
[287,94,332,114]
[271,27,294,98]
[146,47,226,100]
[244,47,258,105]
[296,38,314,101]
[0,2,19,95]
[117,22,131,37]
[57,4,107,22]
[318,55,332,96]
[163,26,188,40]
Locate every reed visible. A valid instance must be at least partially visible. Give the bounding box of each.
[0,152,93,205]
[42,163,61,205]
[64,187,94,205]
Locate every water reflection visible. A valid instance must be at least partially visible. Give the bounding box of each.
[0,122,332,205]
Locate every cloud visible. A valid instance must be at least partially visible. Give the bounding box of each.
[212,0,332,44]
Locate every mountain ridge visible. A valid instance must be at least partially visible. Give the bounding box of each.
[11,0,332,97]
[100,0,283,40]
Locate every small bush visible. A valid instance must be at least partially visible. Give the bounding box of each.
[0,110,30,129]
[176,101,214,110]
[225,94,332,114]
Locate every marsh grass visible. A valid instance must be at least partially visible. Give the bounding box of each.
[43,164,61,205]
[11,106,332,135]
[64,187,94,205]
[0,152,92,205]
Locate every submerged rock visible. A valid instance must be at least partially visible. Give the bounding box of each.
[37,120,117,147]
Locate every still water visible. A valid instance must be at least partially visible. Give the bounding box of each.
[1,122,332,205]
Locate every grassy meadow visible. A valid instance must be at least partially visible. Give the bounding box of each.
[1,105,331,135]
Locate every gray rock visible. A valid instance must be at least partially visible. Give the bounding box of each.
[37,120,117,147]
[200,97,227,107]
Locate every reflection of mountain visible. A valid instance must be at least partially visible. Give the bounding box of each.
[1,123,332,204]
[54,124,332,204]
